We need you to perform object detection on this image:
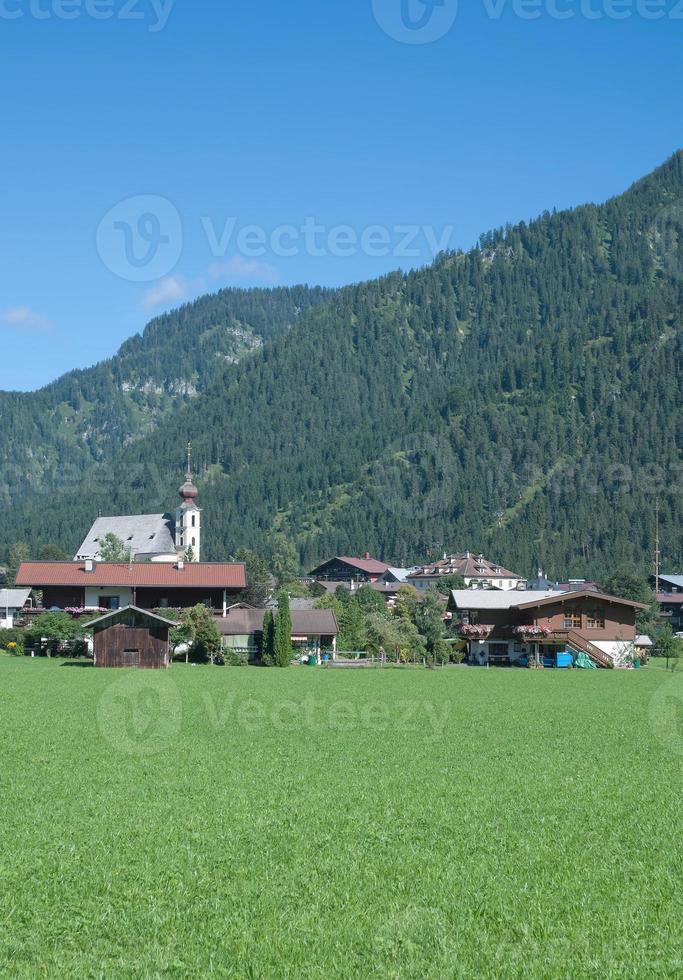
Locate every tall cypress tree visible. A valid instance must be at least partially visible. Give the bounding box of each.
[274,591,292,668]
[261,608,275,666]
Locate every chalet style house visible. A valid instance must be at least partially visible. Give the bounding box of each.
[650,574,683,632]
[447,589,647,668]
[15,560,247,613]
[408,553,525,591]
[308,554,390,584]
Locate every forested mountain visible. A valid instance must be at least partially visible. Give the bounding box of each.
[2,153,682,579]
[0,285,330,507]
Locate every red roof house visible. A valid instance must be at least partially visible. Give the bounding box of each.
[16,560,246,613]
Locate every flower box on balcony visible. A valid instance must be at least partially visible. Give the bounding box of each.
[513,625,551,638]
[458,624,493,639]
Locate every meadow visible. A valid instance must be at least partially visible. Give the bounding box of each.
[0,657,681,978]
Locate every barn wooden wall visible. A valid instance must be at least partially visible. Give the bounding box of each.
[93,624,169,669]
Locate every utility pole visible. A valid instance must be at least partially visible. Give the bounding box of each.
[655,498,661,596]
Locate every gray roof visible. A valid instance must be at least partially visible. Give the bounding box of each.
[75,514,176,560]
[289,598,318,610]
[449,589,559,610]
[216,606,339,637]
[660,575,683,590]
[382,567,418,583]
[0,588,31,609]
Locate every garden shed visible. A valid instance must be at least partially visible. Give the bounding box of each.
[89,606,175,669]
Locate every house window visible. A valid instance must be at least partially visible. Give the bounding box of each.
[192,515,196,528]
[564,610,582,629]
[587,610,605,629]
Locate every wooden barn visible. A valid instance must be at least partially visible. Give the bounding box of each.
[90,606,175,669]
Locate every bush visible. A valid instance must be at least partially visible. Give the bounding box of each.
[450,646,466,665]
[0,628,24,653]
[432,639,451,666]
[70,639,91,659]
[223,649,250,667]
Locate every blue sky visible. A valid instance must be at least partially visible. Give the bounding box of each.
[0,0,681,390]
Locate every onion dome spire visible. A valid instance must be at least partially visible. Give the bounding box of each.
[179,441,199,504]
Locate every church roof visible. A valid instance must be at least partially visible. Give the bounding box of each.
[75,514,176,560]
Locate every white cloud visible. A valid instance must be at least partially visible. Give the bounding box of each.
[208,256,279,285]
[141,276,187,312]
[0,306,52,333]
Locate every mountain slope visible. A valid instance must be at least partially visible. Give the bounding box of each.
[3,153,682,578]
[0,285,331,507]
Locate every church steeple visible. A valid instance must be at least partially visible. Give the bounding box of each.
[175,442,201,560]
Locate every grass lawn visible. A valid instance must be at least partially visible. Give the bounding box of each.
[0,657,681,978]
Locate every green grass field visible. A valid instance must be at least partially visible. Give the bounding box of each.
[0,657,681,978]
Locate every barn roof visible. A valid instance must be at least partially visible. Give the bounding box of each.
[15,561,247,589]
[86,605,178,628]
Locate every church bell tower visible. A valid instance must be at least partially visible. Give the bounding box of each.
[175,443,201,561]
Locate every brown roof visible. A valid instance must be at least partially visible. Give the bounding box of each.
[16,561,246,589]
[516,590,649,611]
[310,556,390,576]
[408,553,522,581]
[216,606,339,636]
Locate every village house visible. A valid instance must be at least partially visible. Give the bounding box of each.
[408,552,525,591]
[217,603,339,658]
[15,560,246,614]
[0,589,32,629]
[308,554,390,584]
[447,589,647,668]
[650,574,683,633]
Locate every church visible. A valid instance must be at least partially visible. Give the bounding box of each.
[75,445,202,563]
[16,447,247,611]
